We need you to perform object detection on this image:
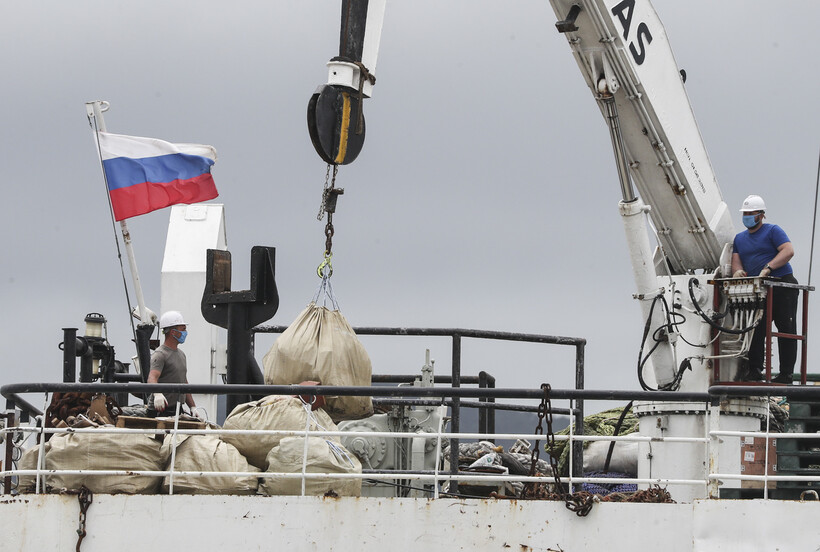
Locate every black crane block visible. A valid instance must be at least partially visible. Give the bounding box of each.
[202,246,279,328]
[307,84,365,166]
[202,246,279,413]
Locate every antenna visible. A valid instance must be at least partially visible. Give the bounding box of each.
[809,146,820,286]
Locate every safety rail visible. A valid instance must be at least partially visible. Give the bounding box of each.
[711,278,814,385]
[252,325,588,473]
[4,383,820,501]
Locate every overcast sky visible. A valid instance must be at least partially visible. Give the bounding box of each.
[2,1,819,413]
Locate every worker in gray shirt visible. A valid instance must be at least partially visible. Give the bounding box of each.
[148,311,202,419]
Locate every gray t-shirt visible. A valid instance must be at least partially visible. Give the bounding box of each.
[149,344,188,410]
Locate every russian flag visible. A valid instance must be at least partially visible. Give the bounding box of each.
[98,132,219,221]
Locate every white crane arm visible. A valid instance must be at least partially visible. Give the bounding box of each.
[549,0,734,273]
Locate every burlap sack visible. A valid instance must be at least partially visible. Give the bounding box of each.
[259,436,362,496]
[220,395,339,469]
[16,442,51,493]
[161,434,259,495]
[263,303,373,422]
[45,432,168,494]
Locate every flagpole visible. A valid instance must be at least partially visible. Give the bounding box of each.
[86,100,151,326]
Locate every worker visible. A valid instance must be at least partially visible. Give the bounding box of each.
[148,311,203,418]
[731,195,798,384]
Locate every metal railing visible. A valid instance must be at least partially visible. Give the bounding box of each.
[4,383,820,501]
[253,325,588,478]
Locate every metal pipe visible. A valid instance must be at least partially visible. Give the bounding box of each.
[135,324,154,384]
[254,325,586,347]
[573,342,585,478]
[112,373,143,383]
[372,375,486,385]
[602,96,636,203]
[79,345,93,383]
[802,289,809,385]
[486,372,496,436]
[478,371,488,437]
[371,398,575,416]
[1,382,715,402]
[61,328,78,383]
[449,334,461,493]
[3,412,14,494]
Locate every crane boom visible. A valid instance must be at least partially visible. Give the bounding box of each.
[310,0,748,391]
[548,0,734,273]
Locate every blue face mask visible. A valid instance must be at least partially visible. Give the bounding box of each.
[742,214,759,229]
[174,330,188,344]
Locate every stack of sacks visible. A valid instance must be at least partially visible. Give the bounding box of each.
[259,436,362,496]
[45,432,169,494]
[263,303,373,422]
[161,434,259,495]
[220,395,339,469]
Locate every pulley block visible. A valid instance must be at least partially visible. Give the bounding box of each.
[307,84,365,165]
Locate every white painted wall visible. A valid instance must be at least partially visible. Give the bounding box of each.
[160,204,227,419]
[3,494,818,551]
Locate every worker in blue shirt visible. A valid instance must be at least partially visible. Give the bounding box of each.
[731,195,798,384]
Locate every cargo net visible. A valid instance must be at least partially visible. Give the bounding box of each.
[580,471,637,496]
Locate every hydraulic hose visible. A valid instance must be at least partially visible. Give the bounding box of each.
[636,294,691,391]
[688,278,760,335]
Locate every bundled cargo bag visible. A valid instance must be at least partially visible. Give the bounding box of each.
[45,432,169,494]
[161,434,259,495]
[220,395,339,469]
[16,442,51,493]
[263,302,373,422]
[259,436,362,497]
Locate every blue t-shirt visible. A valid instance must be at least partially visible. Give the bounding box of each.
[733,223,793,277]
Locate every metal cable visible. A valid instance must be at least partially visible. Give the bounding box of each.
[809,147,820,286]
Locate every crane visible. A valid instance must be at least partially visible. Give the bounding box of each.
[308,0,757,394]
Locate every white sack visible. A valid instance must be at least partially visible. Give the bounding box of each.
[161,434,259,495]
[582,440,639,475]
[45,432,168,494]
[220,395,339,469]
[16,442,51,493]
[259,436,362,497]
[263,303,373,422]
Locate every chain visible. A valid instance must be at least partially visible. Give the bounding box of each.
[523,384,594,517]
[316,164,343,269]
[76,485,93,552]
[316,164,333,220]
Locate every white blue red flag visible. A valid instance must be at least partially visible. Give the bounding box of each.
[98,132,218,221]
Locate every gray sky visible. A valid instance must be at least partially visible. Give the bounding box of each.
[2,1,819,409]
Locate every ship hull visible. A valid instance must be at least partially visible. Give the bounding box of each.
[3,494,818,550]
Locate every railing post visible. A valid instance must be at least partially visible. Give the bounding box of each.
[707,399,720,498]
[478,371,487,437]
[801,289,809,385]
[573,342,585,480]
[449,334,461,494]
[3,412,16,495]
[765,286,774,382]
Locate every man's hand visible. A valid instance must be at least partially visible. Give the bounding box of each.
[733,269,747,278]
[759,266,772,277]
[153,393,168,411]
[190,407,206,422]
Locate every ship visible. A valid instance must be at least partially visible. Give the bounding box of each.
[3,1,820,550]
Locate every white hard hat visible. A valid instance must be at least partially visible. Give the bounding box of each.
[739,195,766,212]
[159,310,186,329]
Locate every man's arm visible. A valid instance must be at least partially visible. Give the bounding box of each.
[759,241,794,276]
[147,369,161,384]
[732,252,746,277]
